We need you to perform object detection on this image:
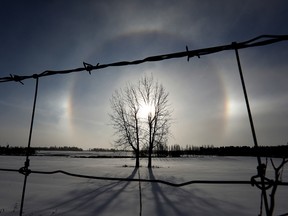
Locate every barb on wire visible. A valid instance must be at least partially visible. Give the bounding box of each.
[0,34,287,84]
[9,74,24,85]
[83,62,94,75]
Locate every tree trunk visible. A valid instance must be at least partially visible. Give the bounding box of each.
[147,146,153,168]
[135,150,140,168]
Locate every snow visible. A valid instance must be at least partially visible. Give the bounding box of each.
[0,156,287,215]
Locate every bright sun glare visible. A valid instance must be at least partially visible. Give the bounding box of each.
[138,103,154,119]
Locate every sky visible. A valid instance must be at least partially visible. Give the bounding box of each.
[0,0,288,150]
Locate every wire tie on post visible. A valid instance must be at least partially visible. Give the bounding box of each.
[250,163,274,190]
[257,163,266,177]
[251,176,273,190]
[24,159,30,168]
[10,74,24,85]
[232,41,239,50]
[19,158,31,176]
[19,166,31,176]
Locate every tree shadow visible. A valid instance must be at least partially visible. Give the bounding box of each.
[88,167,139,215]
[148,168,184,216]
[145,169,247,216]
[34,167,140,215]
[27,166,251,216]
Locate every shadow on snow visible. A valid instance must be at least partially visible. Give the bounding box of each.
[32,167,248,216]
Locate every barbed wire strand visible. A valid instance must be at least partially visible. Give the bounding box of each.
[0,35,287,84]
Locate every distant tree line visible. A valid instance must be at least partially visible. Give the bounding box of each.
[35,146,83,151]
[0,145,36,156]
[89,148,125,152]
[1,144,287,158]
[0,145,83,155]
[151,144,288,158]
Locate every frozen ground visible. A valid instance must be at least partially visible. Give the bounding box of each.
[0,156,287,216]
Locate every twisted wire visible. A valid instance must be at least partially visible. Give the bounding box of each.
[1,35,287,84]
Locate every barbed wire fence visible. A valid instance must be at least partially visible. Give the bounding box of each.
[1,34,288,216]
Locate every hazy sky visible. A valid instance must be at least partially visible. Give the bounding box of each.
[0,0,288,149]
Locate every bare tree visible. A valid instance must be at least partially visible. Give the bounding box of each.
[109,75,172,168]
[138,75,172,168]
[109,84,141,167]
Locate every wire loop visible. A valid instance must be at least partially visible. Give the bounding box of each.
[18,167,31,176]
[251,164,274,190]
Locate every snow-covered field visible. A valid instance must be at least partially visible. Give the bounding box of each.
[0,155,287,216]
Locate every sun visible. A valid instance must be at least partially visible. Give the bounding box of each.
[138,103,154,119]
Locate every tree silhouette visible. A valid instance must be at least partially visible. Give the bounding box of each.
[110,83,141,167]
[109,74,172,168]
[138,75,172,168]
